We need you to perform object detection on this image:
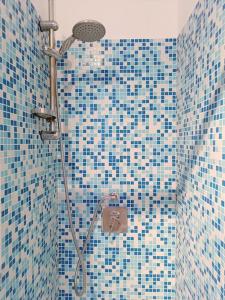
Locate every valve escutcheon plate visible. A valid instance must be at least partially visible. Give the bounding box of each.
[102,207,128,233]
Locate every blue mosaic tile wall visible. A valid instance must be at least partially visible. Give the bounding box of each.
[57,39,177,299]
[176,0,225,299]
[0,0,58,299]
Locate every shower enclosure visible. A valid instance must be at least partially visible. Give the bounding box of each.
[0,0,224,299]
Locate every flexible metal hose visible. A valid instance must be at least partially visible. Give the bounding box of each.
[73,193,118,292]
[59,144,88,297]
[55,89,86,297]
[74,198,104,289]
[55,85,106,297]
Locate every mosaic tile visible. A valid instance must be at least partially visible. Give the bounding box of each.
[57,39,177,300]
[176,0,225,299]
[0,0,58,299]
[2,0,224,299]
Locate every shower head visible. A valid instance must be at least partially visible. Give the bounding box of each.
[72,20,106,43]
[59,20,106,56]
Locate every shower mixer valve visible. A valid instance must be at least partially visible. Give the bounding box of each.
[102,206,128,234]
[109,210,121,235]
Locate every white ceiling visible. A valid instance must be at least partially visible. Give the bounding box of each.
[32,0,198,39]
[178,0,198,31]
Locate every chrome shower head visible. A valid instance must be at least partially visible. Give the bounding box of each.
[59,20,106,56]
[72,20,106,43]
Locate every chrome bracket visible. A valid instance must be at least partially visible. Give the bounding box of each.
[43,46,60,59]
[40,131,60,141]
[40,20,59,32]
[32,107,56,121]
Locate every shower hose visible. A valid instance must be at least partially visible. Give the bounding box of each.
[55,92,104,297]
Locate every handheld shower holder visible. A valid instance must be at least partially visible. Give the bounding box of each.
[43,46,60,59]
[40,20,59,32]
[39,131,60,141]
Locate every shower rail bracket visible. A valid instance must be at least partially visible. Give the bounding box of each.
[40,20,59,32]
[43,46,60,59]
[40,131,60,141]
[32,107,57,121]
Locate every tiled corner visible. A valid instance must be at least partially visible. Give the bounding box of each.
[0,0,58,299]
[176,0,225,299]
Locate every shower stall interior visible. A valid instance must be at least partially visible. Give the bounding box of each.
[0,0,224,299]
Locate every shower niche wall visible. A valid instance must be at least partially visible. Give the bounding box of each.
[57,39,177,299]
